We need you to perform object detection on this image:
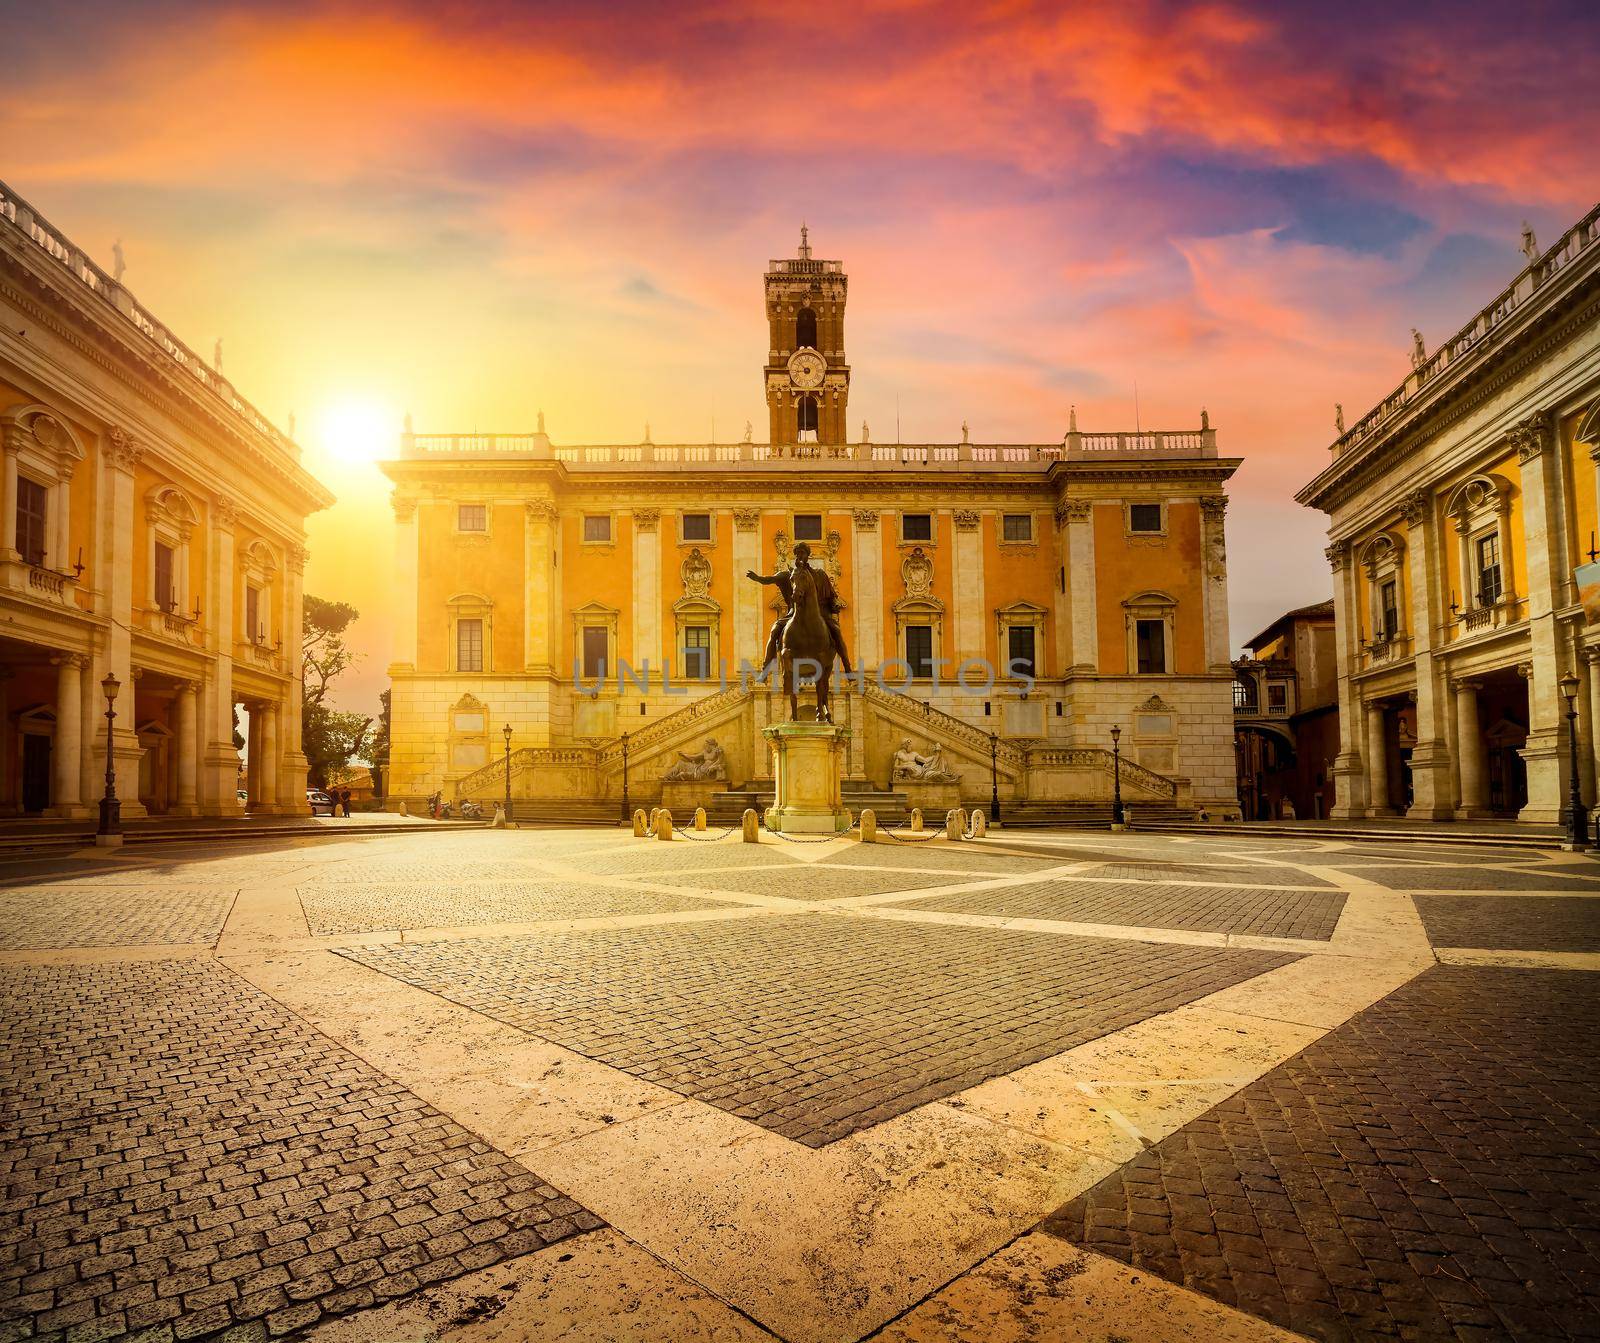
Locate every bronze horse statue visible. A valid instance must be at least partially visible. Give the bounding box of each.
[779,561,836,723]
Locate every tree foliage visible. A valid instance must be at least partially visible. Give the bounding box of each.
[301,595,371,788]
[369,689,391,798]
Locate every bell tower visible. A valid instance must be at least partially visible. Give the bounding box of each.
[765,226,849,446]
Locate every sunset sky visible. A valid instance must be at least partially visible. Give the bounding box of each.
[4,0,1597,715]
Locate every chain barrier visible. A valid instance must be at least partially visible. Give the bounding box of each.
[676,823,744,841]
[877,820,949,843]
[758,814,849,844]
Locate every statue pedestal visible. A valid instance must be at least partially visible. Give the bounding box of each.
[763,722,851,833]
[898,778,961,813]
[661,778,727,815]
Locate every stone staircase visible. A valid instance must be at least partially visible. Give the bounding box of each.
[705,778,912,825]
[507,799,620,828]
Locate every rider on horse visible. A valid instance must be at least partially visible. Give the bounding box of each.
[746,541,851,674]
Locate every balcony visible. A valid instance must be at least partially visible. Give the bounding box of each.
[1453,596,1522,640]
[143,605,200,645]
[1,557,80,609]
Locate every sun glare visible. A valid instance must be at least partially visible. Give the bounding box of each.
[314,397,399,466]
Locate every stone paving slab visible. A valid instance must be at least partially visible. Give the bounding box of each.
[892,880,1349,940]
[337,916,1295,1147]
[0,959,599,1343]
[307,859,580,885]
[296,880,736,935]
[1041,965,1600,1342]
[569,844,799,875]
[1085,862,1338,889]
[1414,894,1600,951]
[0,886,237,950]
[620,865,987,901]
[818,843,1058,872]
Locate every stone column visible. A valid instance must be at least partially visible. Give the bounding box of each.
[1400,490,1453,817]
[392,496,418,669]
[524,500,557,673]
[205,496,242,816]
[1061,499,1097,670]
[49,654,85,817]
[0,666,13,811]
[280,543,310,813]
[1454,680,1489,817]
[174,680,199,816]
[952,509,984,667]
[1365,701,1390,814]
[1586,649,1600,807]
[245,702,261,808]
[260,702,280,809]
[1514,412,1567,822]
[1,425,20,559]
[1051,506,1072,685]
[100,431,147,818]
[1200,497,1232,672]
[734,509,765,669]
[1326,541,1366,817]
[850,509,881,670]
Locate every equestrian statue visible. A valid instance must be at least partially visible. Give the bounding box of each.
[745,540,851,723]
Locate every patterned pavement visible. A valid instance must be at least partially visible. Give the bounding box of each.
[1413,894,1600,951]
[621,864,982,900]
[1042,965,1600,1341]
[0,886,237,949]
[337,915,1296,1146]
[0,959,599,1343]
[297,879,735,935]
[893,878,1349,939]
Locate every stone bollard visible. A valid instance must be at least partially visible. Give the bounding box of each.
[397,801,408,817]
[969,809,987,838]
[910,807,923,832]
[491,804,507,829]
[655,809,673,840]
[944,808,962,840]
[649,807,660,830]
[742,808,759,843]
[859,807,877,842]
[694,806,707,832]
[632,808,648,837]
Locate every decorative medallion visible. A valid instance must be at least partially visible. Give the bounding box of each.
[681,547,712,598]
[902,547,934,599]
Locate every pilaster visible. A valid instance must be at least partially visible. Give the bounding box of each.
[1514,413,1566,822]
[1059,499,1097,671]
[1326,540,1366,817]
[1399,489,1453,816]
[952,508,983,664]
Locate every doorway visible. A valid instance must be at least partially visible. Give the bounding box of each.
[21,733,51,813]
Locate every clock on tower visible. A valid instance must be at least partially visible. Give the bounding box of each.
[764,226,850,447]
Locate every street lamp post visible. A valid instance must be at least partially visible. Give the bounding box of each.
[1560,671,1587,849]
[1110,724,1126,829]
[620,731,631,825]
[988,731,1000,824]
[97,673,122,846]
[502,723,513,824]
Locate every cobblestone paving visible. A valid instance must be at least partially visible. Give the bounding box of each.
[622,865,985,901]
[1414,895,1600,951]
[570,844,799,875]
[307,859,577,885]
[338,917,1294,1146]
[817,843,1059,872]
[0,887,237,950]
[1085,862,1338,889]
[0,959,599,1343]
[894,879,1349,940]
[1042,966,1600,1341]
[1381,866,1600,891]
[297,880,736,935]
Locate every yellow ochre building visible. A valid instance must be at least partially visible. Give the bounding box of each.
[382,232,1243,821]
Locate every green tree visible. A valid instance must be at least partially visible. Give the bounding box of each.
[301,595,371,788]
[369,688,391,799]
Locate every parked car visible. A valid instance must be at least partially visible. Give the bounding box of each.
[306,789,335,816]
[236,788,249,804]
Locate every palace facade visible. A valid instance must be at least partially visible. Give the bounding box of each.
[382,234,1243,819]
[1298,204,1600,824]
[0,181,332,819]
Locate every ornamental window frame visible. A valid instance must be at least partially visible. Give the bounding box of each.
[995,600,1048,681]
[145,484,198,616]
[571,600,620,686]
[1000,512,1035,544]
[2,405,86,572]
[892,594,945,681]
[1444,474,1516,611]
[581,512,615,546]
[672,592,722,681]
[239,538,280,647]
[1126,501,1166,537]
[1123,590,1177,675]
[1356,530,1406,646]
[678,510,715,546]
[447,591,493,673]
[455,501,489,536]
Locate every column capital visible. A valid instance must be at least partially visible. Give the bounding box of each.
[1510,409,1552,463]
[1199,495,1228,523]
[953,508,981,532]
[105,427,144,475]
[850,508,878,531]
[1325,539,1350,571]
[525,499,559,523]
[734,507,763,532]
[633,508,660,532]
[1398,488,1432,526]
[1056,498,1093,526]
[285,542,308,574]
[1583,647,1600,666]
[1452,677,1483,693]
[213,494,240,529]
[50,652,86,669]
[391,494,417,523]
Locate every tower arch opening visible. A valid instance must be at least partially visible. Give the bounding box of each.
[797,394,819,443]
[796,306,818,351]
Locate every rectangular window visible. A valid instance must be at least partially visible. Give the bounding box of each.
[457,503,487,532]
[154,541,175,610]
[682,625,710,678]
[456,618,484,672]
[1002,513,1032,542]
[16,477,47,565]
[245,586,261,643]
[581,626,609,680]
[1135,618,1167,674]
[1477,533,1503,605]
[1267,683,1287,711]
[583,514,612,543]
[1129,503,1163,533]
[1006,624,1036,679]
[793,513,823,541]
[681,512,712,542]
[905,624,934,678]
[901,512,933,542]
[1379,580,1398,638]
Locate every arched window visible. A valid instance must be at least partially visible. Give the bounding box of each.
[796,394,819,442]
[796,307,818,350]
